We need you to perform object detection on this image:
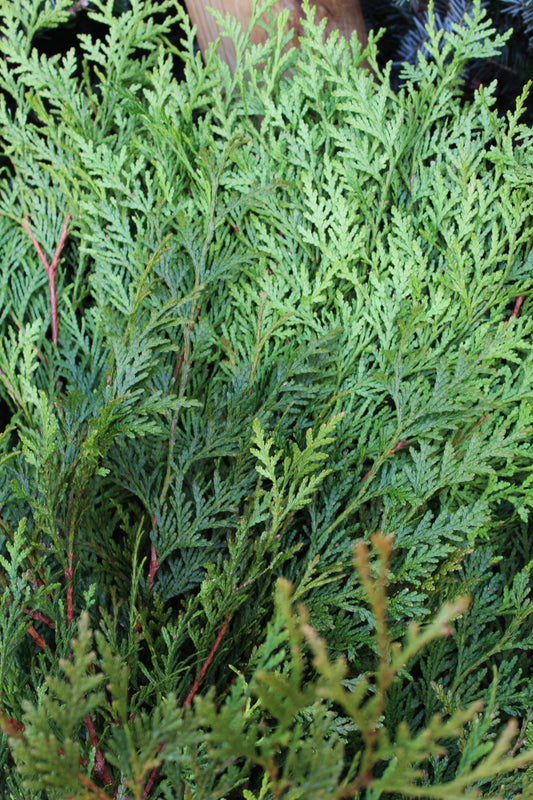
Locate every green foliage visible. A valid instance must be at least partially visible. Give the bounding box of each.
[5,537,533,800]
[0,0,532,796]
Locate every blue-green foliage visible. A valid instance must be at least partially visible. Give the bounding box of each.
[0,0,532,796]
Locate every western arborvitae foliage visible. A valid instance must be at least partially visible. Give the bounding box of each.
[0,0,533,797]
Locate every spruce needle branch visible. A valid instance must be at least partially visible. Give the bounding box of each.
[21,213,71,346]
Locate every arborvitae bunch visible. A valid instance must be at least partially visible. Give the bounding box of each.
[4,535,533,799]
[0,0,532,796]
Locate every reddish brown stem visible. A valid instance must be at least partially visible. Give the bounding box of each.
[27,624,50,652]
[142,617,232,800]
[148,543,159,593]
[183,617,231,708]
[334,770,374,797]
[23,609,55,629]
[172,349,184,384]
[21,213,71,346]
[65,549,74,626]
[84,713,112,787]
[387,440,408,456]
[21,219,49,270]
[48,271,59,344]
[0,367,26,411]
[509,295,524,320]
[0,712,96,777]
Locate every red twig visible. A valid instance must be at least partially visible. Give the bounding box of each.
[387,440,408,456]
[362,441,408,482]
[509,295,524,321]
[65,549,74,626]
[0,712,94,778]
[147,543,159,593]
[84,713,112,787]
[0,367,26,411]
[21,546,111,789]
[23,609,55,629]
[21,213,71,346]
[26,624,50,652]
[172,350,184,384]
[141,617,232,800]
[183,617,231,708]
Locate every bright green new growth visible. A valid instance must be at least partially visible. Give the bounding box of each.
[0,0,533,797]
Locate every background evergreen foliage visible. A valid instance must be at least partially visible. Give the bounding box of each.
[0,0,533,796]
[361,0,533,118]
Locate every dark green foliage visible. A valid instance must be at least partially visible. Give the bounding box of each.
[0,0,533,796]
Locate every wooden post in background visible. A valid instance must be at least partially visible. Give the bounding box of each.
[183,0,368,72]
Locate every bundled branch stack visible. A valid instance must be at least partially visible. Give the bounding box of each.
[0,0,532,797]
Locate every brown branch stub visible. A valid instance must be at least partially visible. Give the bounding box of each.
[27,623,50,651]
[21,213,71,347]
[509,295,524,321]
[23,608,55,629]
